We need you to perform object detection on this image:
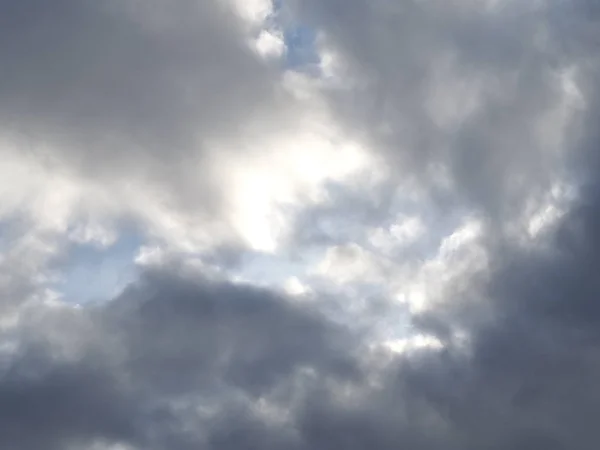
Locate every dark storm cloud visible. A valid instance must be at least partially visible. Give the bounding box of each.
[394,27,600,447]
[105,267,360,397]
[396,187,600,450]
[5,178,600,450]
[0,267,362,449]
[0,357,138,450]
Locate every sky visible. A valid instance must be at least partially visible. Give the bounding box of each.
[0,0,599,448]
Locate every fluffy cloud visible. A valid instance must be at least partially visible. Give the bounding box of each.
[0,0,375,256]
[2,0,600,449]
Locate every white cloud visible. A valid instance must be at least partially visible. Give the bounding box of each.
[254,29,286,59]
[316,243,390,285]
[283,277,312,297]
[228,0,274,25]
[212,108,376,252]
[393,218,487,314]
[368,215,426,252]
[68,223,118,248]
[383,334,444,354]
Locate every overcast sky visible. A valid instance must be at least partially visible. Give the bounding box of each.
[1,0,600,449]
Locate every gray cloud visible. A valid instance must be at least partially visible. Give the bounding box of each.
[2,170,599,449]
[105,268,360,397]
[0,358,139,450]
[0,266,363,449]
[0,0,276,157]
[0,0,296,231]
[2,1,600,450]
[290,0,585,224]
[3,180,600,450]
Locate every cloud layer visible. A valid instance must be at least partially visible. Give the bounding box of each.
[1,0,600,449]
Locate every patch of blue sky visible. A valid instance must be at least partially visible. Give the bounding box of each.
[269,0,321,72]
[283,25,320,71]
[232,248,321,288]
[55,230,144,305]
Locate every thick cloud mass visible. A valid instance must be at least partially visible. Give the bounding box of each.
[0,0,274,160]
[292,0,589,222]
[2,0,600,449]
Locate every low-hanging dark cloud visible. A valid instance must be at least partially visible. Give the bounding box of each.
[3,172,600,449]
